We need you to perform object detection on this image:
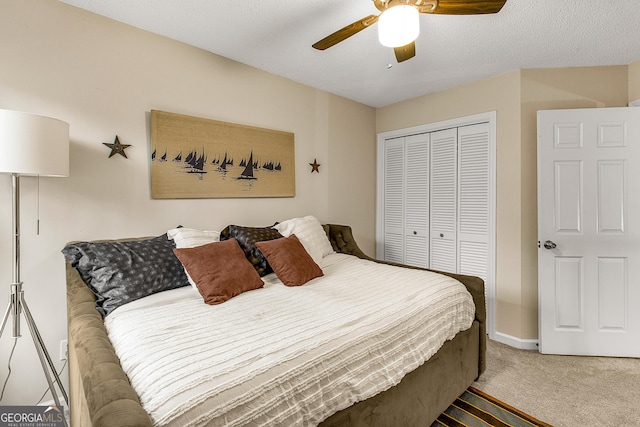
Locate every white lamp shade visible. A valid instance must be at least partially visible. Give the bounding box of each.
[0,109,69,177]
[378,5,420,48]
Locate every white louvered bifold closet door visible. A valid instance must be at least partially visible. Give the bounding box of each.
[457,123,490,282]
[380,120,491,281]
[378,114,495,335]
[430,128,458,272]
[383,138,405,264]
[404,134,430,267]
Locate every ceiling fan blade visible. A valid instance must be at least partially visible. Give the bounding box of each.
[312,14,379,50]
[432,0,507,14]
[394,42,416,63]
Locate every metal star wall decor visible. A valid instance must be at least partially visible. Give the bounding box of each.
[309,158,321,173]
[103,135,131,158]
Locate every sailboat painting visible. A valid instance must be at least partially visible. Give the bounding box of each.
[238,151,257,180]
[150,110,295,198]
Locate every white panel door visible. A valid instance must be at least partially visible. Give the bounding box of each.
[383,138,405,264]
[458,123,490,282]
[404,134,430,267]
[430,128,457,272]
[538,107,640,356]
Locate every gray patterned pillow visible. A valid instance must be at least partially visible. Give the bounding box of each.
[219,225,283,276]
[62,234,188,317]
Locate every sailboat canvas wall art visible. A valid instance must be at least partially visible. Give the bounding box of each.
[150,110,295,198]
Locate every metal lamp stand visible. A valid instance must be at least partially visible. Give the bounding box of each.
[0,174,68,426]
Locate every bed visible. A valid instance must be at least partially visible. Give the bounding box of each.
[65,220,486,427]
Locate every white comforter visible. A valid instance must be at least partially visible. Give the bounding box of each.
[105,253,475,427]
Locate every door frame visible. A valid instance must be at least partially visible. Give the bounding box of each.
[376,111,497,339]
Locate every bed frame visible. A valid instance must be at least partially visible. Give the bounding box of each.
[66,224,486,426]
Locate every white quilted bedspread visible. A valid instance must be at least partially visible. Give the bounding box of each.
[105,253,475,427]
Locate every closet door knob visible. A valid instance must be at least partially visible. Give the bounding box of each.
[413,231,417,235]
[440,233,444,238]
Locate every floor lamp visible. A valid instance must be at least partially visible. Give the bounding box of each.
[0,109,70,422]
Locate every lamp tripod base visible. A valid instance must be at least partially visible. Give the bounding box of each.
[0,283,69,427]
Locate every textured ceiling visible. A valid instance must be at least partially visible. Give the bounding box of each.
[58,0,640,107]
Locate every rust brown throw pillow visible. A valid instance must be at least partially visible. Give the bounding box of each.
[173,238,264,304]
[255,235,324,287]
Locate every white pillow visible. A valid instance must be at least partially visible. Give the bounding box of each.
[168,227,220,248]
[273,216,334,264]
[167,227,220,289]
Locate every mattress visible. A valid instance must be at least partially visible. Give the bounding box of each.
[105,253,475,427]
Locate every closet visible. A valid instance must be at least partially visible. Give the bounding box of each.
[376,114,495,288]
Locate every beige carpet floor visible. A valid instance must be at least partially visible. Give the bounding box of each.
[472,339,640,427]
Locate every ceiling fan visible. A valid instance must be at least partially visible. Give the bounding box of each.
[312,0,507,63]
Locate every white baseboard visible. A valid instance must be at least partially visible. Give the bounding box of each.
[492,331,539,351]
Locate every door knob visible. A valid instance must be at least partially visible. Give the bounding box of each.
[543,240,557,250]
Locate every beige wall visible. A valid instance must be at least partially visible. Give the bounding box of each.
[327,96,378,250]
[0,0,375,404]
[377,66,630,342]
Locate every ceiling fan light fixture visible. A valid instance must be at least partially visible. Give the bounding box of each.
[378,5,420,48]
